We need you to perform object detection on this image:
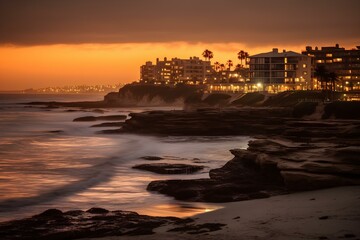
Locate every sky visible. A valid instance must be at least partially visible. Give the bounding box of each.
[0,0,359,90]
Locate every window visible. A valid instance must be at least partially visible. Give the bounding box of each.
[316,60,325,63]
[303,71,308,75]
[303,64,307,68]
[326,53,333,57]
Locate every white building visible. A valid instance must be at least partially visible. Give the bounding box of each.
[249,48,312,92]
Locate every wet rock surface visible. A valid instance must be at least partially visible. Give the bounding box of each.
[73,115,127,122]
[141,156,164,160]
[147,138,360,202]
[0,208,193,240]
[133,163,204,174]
[119,108,292,136]
[90,122,124,127]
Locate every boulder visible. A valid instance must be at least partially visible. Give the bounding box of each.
[133,163,204,174]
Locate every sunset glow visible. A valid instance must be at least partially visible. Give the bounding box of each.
[1,42,354,91]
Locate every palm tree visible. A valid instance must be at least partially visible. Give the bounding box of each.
[226,60,233,71]
[314,65,329,90]
[220,63,226,71]
[214,61,220,72]
[202,49,214,61]
[237,50,249,67]
[328,72,339,100]
[328,72,339,92]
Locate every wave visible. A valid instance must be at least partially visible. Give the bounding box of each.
[0,160,116,211]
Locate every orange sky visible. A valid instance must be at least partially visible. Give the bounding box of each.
[0,42,342,91]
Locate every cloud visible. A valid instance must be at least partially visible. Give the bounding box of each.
[0,0,359,46]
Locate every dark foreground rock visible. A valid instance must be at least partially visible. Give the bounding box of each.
[90,122,124,127]
[141,156,164,160]
[147,139,360,202]
[133,163,204,174]
[73,115,127,122]
[0,208,176,240]
[120,108,292,136]
[0,208,227,240]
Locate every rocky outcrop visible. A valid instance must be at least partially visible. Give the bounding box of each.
[0,208,227,240]
[103,84,201,107]
[0,208,180,240]
[235,139,360,190]
[73,115,127,122]
[119,108,292,136]
[118,107,360,138]
[147,139,360,202]
[133,163,204,174]
[90,122,124,127]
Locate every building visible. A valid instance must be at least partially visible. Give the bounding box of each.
[302,44,360,91]
[140,61,157,83]
[140,57,213,85]
[249,48,312,92]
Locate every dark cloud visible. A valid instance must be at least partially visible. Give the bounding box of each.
[0,0,359,46]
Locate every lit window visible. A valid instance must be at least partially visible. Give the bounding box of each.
[303,64,307,68]
[326,53,332,57]
[316,60,325,63]
[303,71,307,75]
[326,60,333,63]
[333,58,342,62]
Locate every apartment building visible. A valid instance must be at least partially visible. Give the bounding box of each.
[249,48,312,92]
[140,57,213,85]
[302,44,360,91]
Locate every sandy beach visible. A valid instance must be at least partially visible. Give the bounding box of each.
[85,186,360,240]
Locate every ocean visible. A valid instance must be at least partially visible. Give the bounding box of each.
[0,93,250,222]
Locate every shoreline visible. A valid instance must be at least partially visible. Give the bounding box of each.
[1,91,359,239]
[2,186,358,240]
[103,186,360,240]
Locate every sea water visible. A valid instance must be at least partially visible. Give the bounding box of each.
[0,93,250,221]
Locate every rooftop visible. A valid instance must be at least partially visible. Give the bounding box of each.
[251,48,306,58]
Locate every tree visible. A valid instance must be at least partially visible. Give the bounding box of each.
[314,65,329,90]
[214,61,220,72]
[220,63,226,71]
[328,72,339,101]
[237,50,249,67]
[226,60,233,71]
[202,49,214,61]
[328,72,339,92]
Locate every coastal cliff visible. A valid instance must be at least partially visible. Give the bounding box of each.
[103,84,201,107]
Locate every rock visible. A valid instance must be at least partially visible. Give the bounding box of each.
[86,207,109,214]
[168,223,227,234]
[35,209,63,218]
[90,122,124,127]
[145,142,285,202]
[141,156,164,161]
[47,130,64,133]
[0,208,184,240]
[147,138,360,202]
[118,108,291,136]
[133,163,204,174]
[73,115,126,122]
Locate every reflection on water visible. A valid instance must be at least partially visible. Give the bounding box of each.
[0,94,250,221]
[138,203,223,218]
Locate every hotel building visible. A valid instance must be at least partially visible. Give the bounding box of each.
[302,44,360,91]
[249,48,312,92]
[140,57,213,85]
